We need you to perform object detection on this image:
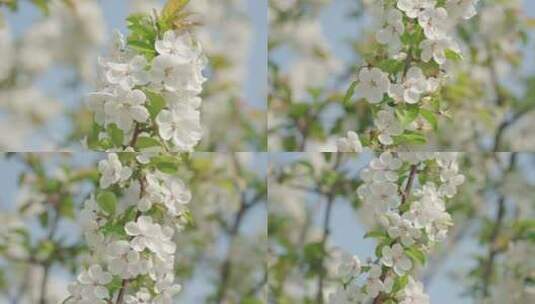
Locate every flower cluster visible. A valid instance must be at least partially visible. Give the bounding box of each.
[87,10,206,152]
[66,153,191,304]
[339,0,479,150]
[329,152,464,303]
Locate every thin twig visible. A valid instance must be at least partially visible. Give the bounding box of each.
[373,164,419,304]
[481,153,517,297]
[315,154,343,304]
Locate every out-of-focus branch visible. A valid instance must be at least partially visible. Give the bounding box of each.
[481,153,517,297]
[315,154,342,304]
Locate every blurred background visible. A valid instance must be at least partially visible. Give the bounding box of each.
[268,152,535,304]
[0,152,267,303]
[0,0,267,151]
[268,0,535,151]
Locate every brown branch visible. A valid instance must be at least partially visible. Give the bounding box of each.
[373,163,419,304]
[128,123,142,149]
[481,153,517,297]
[315,154,343,304]
[115,177,145,304]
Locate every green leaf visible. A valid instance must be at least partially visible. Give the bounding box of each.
[396,106,420,127]
[364,230,388,239]
[161,0,190,22]
[405,247,427,266]
[392,274,409,293]
[343,81,358,104]
[107,124,124,147]
[288,103,309,119]
[377,59,404,75]
[419,108,438,130]
[135,136,161,149]
[394,131,427,145]
[127,40,156,55]
[145,90,166,119]
[97,191,117,216]
[445,49,463,62]
[31,0,49,14]
[59,196,75,219]
[39,211,49,227]
[152,155,180,174]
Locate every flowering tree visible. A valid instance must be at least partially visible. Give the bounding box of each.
[268,152,535,303]
[0,152,267,303]
[268,0,535,151]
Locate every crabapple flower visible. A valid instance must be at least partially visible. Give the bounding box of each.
[162,176,192,216]
[418,7,449,40]
[104,89,150,132]
[336,252,361,282]
[397,0,436,19]
[376,9,405,53]
[98,153,132,188]
[124,216,177,259]
[337,131,363,152]
[375,109,403,145]
[391,67,427,104]
[420,38,459,65]
[155,30,200,61]
[156,104,203,152]
[446,0,479,20]
[75,264,112,300]
[356,67,390,104]
[398,277,430,304]
[104,55,150,91]
[366,263,394,298]
[381,243,413,276]
[125,288,152,304]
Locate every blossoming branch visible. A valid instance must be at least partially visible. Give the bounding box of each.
[338,0,479,151]
[87,0,206,152]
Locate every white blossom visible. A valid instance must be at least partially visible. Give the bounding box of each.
[336,131,363,152]
[375,109,403,145]
[124,216,176,259]
[98,153,132,189]
[356,67,390,104]
[156,104,203,151]
[104,55,149,90]
[376,9,405,53]
[397,0,436,19]
[104,88,150,132]
[381,243,413,276]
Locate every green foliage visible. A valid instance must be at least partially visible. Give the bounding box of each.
[135,136,161,149]
[144,90,167,120]
[394,131,427,145]
[364,230,389,240]
[404,246,427,266]
[96,191,117,216]
[151,155,181,174]
[59,196,75,219]
[126,14,158,61]
[343,81,358,104]
[392,274,409,294]
[396,105,420,127]
[107,123,124,147]
[445,49,463,62]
